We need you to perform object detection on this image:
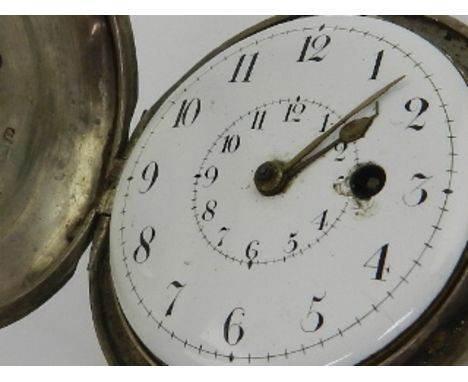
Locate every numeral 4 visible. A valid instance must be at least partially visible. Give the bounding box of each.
[364,244,390,281]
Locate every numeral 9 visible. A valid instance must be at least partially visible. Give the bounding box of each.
[139,161,159,194]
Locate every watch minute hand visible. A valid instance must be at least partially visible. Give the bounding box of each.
[288,102,380,177]
[282,75,405,173]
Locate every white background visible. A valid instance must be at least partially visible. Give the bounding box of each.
[0,15,466,366]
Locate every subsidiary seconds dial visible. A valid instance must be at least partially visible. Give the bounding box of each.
[193,98,357,267]
[110,16,468,365]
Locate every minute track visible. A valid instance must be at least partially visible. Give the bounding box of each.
[110,16,466,365]
[192,98,355,268]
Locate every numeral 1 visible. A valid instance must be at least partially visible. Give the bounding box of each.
[319,113,330,133]
[229,52,259,83]
[370,50,384,80]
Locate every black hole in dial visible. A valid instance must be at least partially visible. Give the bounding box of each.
[350,163,386,200]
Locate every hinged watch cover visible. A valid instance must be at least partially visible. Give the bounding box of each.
[0,16,138,328]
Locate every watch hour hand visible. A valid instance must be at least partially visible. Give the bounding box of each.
[254,75,404,197]
[288,101,380,178]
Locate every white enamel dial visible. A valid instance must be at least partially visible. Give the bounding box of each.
[110,16,468,365]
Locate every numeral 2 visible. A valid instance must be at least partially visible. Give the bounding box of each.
[405,97,429,131]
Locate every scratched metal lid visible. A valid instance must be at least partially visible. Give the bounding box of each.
[0,16,137,328]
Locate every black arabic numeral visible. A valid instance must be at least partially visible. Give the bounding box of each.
[229,52,259,83]
[133,226,156,264]
[284,96,306,123]
[217,226,230,247]
[251,110,267,130]
[370,50,384,80]
[203,165,219,187]
[284,232,298,254]
[139,161,159,194]
[221,134,241,153]
[300,293,326,333]
[165,281,186,317]
[311,209,328,231]
[173,98,202,128]
[405,97,429,131]
[319,113,330,133]
[245,240,260,269]
[334,141,348,162]
[402,173,432,207]
[297,32,331,63]
[202,199,217,222]
[224,307,245,345]
[364,243,390,281]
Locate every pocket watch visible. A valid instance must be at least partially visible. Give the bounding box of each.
[0,15,467,366]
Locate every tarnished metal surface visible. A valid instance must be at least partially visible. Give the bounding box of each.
[0,16,137,328]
